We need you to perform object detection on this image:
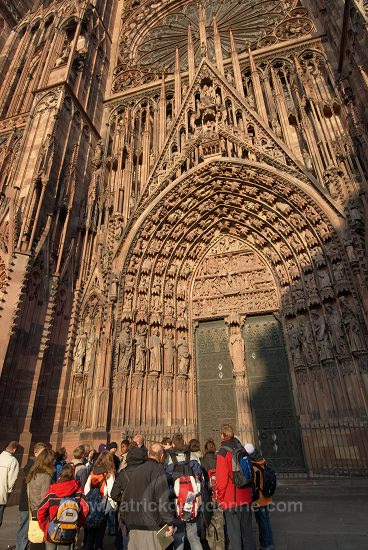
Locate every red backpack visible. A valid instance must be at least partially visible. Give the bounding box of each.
[171,452,201,522]
[207,467,218,503]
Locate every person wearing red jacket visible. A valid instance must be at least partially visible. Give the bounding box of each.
[37,464,89,550]
[215,424,254,550]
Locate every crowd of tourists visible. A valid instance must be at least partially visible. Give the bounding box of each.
[0,424,276,550]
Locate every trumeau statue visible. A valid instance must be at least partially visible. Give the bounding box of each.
[228,325,246,373]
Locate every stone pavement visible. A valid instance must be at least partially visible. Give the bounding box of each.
[1,482,367,550]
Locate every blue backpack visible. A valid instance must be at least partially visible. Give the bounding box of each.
[85,477,108,528]
[223,445,253,487]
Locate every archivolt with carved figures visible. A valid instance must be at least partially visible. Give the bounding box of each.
[106,158,368,436]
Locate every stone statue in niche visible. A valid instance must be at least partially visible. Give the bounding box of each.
[116,323,133,371]
[339,297,366,353]
[302,150,313,172]
[271,115,282,138]
[226,71,234,85]
[228,325,246,373]
[163,330,176,374]
[149,328,162,372]
[135,326,148,372]
[302,318,318,366]
[323,166,339,198]
[324,304,348,357]
[55,37,71,67]
[288,323,304,367]
[303,272,319,306]
[316,268,334,300]
[74,329,87,373]
[311,309,333,361]
[85,327,97,374]
[349,199,364,233]
[333,261,349,294]
[177,336,190,375]
[345,240,359,266]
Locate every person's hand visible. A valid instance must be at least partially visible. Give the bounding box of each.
[166,525,175,537]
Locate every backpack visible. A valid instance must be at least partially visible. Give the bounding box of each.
[171,451,201,522]
[69,462,85,477]
[84,476,108,528]
[251,466,261,502]
[223,445,253,488]
[262,464,277,498]
[47,496,80,544]
[207,467,218,503]
[252,462,277,500]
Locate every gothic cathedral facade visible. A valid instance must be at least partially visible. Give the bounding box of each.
[1,0,368,471]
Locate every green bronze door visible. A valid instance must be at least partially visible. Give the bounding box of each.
[196,319,237,445]
[244,315,305,472]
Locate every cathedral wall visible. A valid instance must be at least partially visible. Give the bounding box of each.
[0,0,368,471]
[0,0,118,459]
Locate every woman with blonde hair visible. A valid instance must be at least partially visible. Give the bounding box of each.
[26,448,55,549]
[84,450,117,550]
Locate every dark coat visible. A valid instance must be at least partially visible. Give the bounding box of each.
[117,458,175,531]
[201,452,217,477]
[111,446,147,517]
[18,458,35,512]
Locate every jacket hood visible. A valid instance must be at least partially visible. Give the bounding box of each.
[48,479,81,497]
[126,446,147,466]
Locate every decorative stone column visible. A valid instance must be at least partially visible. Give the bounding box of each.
[233,372,253,443]
[225,313,253,439]
[175,374,188,426]
[162,375,174,427]
[130,373,144,426]
[114,371,129,427]
[146,372,160,426]
[68,373,85,426]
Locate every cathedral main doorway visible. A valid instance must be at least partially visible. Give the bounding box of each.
[193,236,305,471]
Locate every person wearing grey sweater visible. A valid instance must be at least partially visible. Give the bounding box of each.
[26,448,55,550]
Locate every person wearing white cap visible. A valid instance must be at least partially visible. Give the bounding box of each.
[244,443,275,550]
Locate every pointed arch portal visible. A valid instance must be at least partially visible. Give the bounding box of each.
[192,236,305,470]
[106,156,366,470]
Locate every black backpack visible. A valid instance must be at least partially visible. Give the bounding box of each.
[262,464,277,498]
[252,462,277,499]
[170,451,193,479]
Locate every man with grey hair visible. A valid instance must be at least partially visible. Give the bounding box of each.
[0,441,19,527]
[118,443,175,549]
[132,433,148,459]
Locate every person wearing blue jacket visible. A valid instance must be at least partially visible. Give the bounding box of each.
[165,433,203,550]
